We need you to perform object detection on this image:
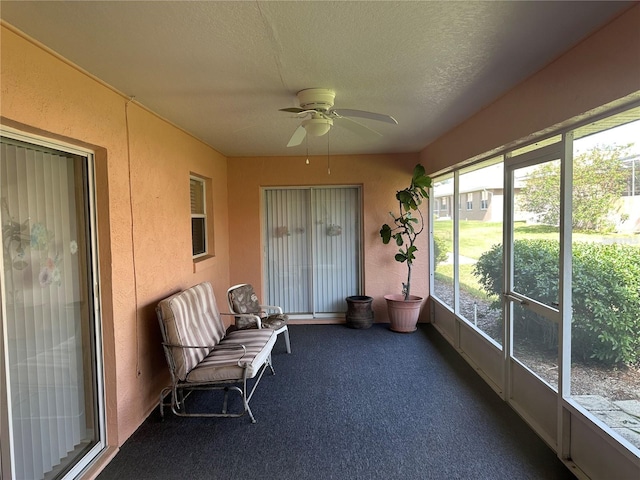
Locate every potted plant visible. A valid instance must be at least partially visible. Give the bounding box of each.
[379,163,432,332]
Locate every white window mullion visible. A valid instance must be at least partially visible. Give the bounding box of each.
[558,132,573,461]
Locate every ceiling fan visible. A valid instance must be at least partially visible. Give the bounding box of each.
[279,88,398,147]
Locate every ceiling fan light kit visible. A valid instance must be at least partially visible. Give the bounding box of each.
[303,117,333,137]
[280,88,397,147]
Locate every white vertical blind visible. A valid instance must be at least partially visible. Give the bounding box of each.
[1,139,95,480]
[264,187,360,316]
[312,188,359,313]
[265,189,311,313]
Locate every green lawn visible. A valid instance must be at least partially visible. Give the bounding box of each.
[433,220,635,261]
[435,264,492,300]
[433,220,638,296]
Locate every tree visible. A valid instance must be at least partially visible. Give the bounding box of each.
[379,164,432,299]
[517,144,630,232]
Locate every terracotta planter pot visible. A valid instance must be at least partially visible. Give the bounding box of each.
[384,294,423,333]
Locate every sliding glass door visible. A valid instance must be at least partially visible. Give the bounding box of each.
[264,186,361,317]
[0,132,104,480]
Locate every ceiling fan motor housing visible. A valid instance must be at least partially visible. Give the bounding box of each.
[297,88,336,111]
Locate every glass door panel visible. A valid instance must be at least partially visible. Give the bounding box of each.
[264,189,312,314]
[311,188,360,314]
[512,302,559,389]
[512,161,561,308]
[1,137,102,480]
[264,187,361,317]
[508,156,562,392]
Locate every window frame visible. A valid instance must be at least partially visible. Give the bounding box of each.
[481,190,489,210]
[190,174,208,259]
[427,100,640,468]
[0,125,106,480]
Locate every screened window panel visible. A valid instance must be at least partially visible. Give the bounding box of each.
[432,175,454,307]
[1,139,99,480]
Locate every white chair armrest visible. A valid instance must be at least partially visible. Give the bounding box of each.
[259,304,283,314]
[221,312,263,328]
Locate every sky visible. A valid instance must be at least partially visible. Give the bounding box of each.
[432,117,639,195]
[574,119,640,156]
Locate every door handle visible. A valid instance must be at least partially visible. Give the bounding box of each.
[504,293,528,306]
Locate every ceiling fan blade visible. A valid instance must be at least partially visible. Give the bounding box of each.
[279,107,306,113]
[334,116,383,138]
[287,125,307,147]
[280,108,323,119]
[332,108,398,125]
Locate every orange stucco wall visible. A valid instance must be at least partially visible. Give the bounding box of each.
[227,153,428,322]
[1,2,640,476]
[420,4,640,173]
[1,23,230,452]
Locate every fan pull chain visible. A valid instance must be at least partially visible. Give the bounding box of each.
[305,137,310,165]
[327,129,331,175]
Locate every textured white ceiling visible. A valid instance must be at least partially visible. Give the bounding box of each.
[0,1,634,157]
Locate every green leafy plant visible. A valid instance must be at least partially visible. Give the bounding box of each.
[380,164,432,300]
[473,239,640,366]
[517,145,630,232]
[432,235,448,266]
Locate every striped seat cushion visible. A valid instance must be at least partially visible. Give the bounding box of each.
[157,282,226,381]
[186,328,276,382]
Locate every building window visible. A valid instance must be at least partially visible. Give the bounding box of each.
[466,192,473,210]
[481,190,489,210]
[190,175,207,258]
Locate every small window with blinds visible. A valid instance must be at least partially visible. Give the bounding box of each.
[190,175,207,258]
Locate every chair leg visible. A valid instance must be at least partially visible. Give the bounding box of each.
[267,354,275,375]
[159,386,172,419]
[283,328,291,354]
[242,378,256,424]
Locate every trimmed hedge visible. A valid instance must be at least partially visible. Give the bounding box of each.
[433,235,448,266]
[473,239,640,366]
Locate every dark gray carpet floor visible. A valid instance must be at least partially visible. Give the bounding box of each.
[97,324,576,480]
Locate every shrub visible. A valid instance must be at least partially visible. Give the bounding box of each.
[433,235,448,266]
[473,239,640,366]
[572,242,640,365]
